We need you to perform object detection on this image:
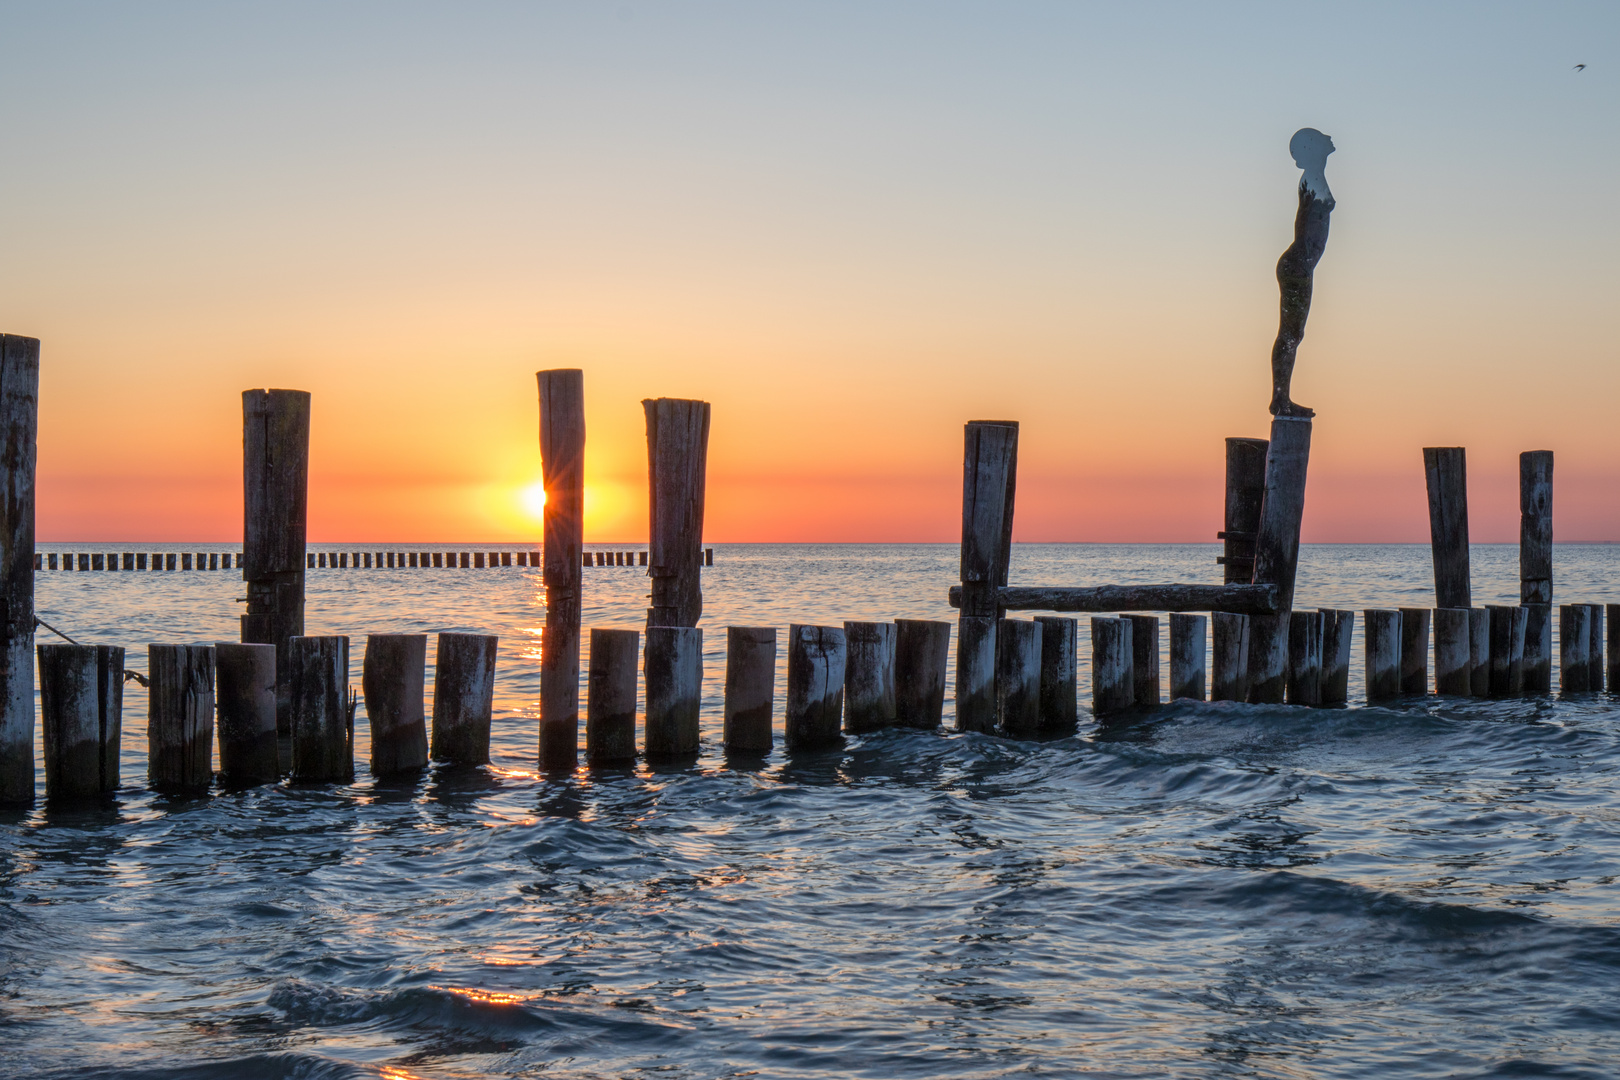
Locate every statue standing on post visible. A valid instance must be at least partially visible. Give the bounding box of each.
[1269,127,1336,418]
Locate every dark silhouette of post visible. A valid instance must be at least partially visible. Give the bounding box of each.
[956,421,1018,732]
[1286,610,1323,705]
[1364,609,1402,700]
[1219,437,1268,583]
[215,642,279,783]
[1433,608,1472,696]
[1521,451,1554,691]
[995,618,1041,737]
[538,370,585,770]
[1423,447,1470,609]
[1320,609,1354,703]
[242,389,310,736]
[432,633,497,766]
[644,398,709,629]
[1211,612,1250,702]
[1034,615,1078,729]
[0,335,37,804]
[1247,417,1312,703]
[290,635,352,782]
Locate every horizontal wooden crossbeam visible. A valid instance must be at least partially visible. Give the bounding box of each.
[947,582,1280,615]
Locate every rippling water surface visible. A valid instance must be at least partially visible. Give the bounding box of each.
[5,542,1620,1078]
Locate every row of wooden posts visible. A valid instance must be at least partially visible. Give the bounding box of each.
[36,549,714,572]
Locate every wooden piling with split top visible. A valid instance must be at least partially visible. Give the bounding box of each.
[1211,612,1250,702]
[38,644,122,801]
[1246,417,1312,703]
[995,618,1042,737]
[1034,615,1078,728]
[1364,609,1402,700]
[214,642,279,783]
[363,634,427,775]
[432,632,496,766]
[587,628,640,763]
[785,624,845,750]
[844,621,897,734]
[722,626,775,752]
[956,420,1018,732]
[894,619,950,730]
[538,369,586,771]
[241,389,309,738]
[149,644,215,791]
[0,335,37,803]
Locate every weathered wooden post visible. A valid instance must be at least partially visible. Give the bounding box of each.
[1091,617,1134,715]
[643,626,701,758]
[1433,608,1473,696]
[1587,604,1605,691]
[432,633,496,766]
[1219,437,1269,583]
[149,643,215,791]
[1034,615,1078,728]
[1608,604,1620,692]
[956,420,1018,732]
[644,397,709,629]
[1123,614,1160,707]
[843,621,897,733]
[995,618,1042,736]
[37,644,122,800]
[1398,607,1431,695]
[0,335,37,804]
[288,636,350,782]
[1520,451,1554,691]
[586,628,640,763]
[242,389,309,738]
[538,369,585,771]
[1168,613,1206,701]
[894,619,950,730]
[722,626,774,752]
[1560,605,1590,693]
[785,624,845,750]
[363,634,427,775]
[1364,609,1402,700]
[1286,609,1323,706]
[1320,609,1353,704]
[1469,608,1490,696]
[1210,612,1250,702]
[1487,605,1526,697]
[1423,447,1471,612]
[215,642,279,783]
[1247,417,1312,703]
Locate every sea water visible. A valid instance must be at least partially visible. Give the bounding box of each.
[3,543,1620,1078]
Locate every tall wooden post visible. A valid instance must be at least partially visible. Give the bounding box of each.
[644,398,710,629]
[1247,417,1311,703]
[1219,437,1268,583]
[1423,447,1471,610]
[1521,451,1554,691]
[242,389,310,737]
[538,369,586,770]
[956,420,1018,732]
[0,336,37,803]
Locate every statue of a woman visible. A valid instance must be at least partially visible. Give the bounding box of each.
[1269,127,1336,418]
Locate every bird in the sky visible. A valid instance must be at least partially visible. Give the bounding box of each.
[1575,63,1586,71]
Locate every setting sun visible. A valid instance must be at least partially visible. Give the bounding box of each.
[520,482,547,522]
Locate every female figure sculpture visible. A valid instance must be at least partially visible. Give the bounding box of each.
[1269,128,1336,418]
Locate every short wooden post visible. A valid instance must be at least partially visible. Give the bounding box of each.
[241,389,310,738]
[1521,450,1554,689]
[362,634,427,775]
[1286,609,1323,706]
[956,420,1018,733]
[1320,609,1354,704]
[287,636,350,782]
[643,625,701,758]
[1522,604,1553,694]
[537,368,586,771]
[1560,605,1590,693]
[1210,612,1250,702]
[644,397,710,629]
[214,642,279,783]
[1608,604,1620,692]
[785,624,845,750]
[1168,613,1206,701]
[1123,614,1159,707]
[843,621,897,733]
[1433,608,1472,696]
[1587,604,1604,691]
[1423,447,1471,609]
[1034,615,1078,728]
[894,619,950,730]
[91,553,104,570]
[1364,609,1402,701]
[1398,607,1431,695]
[1091,617,1134,715]
[149,643,215,791]
[0,335,38,804]
[587,628,640,763]
[38,644,122,800]
[1219,437,1268,584]
[1469,607,1490,696]
[431,632,496,766]
[995,618,1042,736]
[1246,417,1312,703]
[1487,605,1526,697]
[722,626,775,752]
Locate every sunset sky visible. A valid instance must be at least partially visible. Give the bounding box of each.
[1,2,1616,543]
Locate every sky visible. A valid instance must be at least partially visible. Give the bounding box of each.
[0,1,1615,543]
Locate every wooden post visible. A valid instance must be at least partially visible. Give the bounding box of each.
[1433,608,1472,696]
[431,633,496,766]
[785,624,845,750]
[1522,604,1552,694]
[1123,614,1160,707]
[1320,610,1353,704]
[1423,447,1471,610]
[722,626,775,752]
[1608,604,1620,692]
[242,389,309,738]
[1168,613,1206,701]
[37,644,121,800]
[1587,604,1604,691]
[0,335,37,804]
[1034,615,1078,728]
[1469,608,1490,696]
[1487,605,1526,697]
[644,397,709,629]
[1246,417,1311,703]
[843,621,897,733]
[1210,612,1250,702]
[1559,605,1590,693]
[995,618,1042,737]
[149,643,215,791]
[1091,617,1134,715]
[1364,609,1402,700]
[1398,607,1430,695]
[1286,609,1323,706]
[537,369,586,771]
[363,634,427,775]
[214,642,279,783]
[894,619,950,730]
[643,625,701,758]
[586,628,640,763]
[956,420,1018,733]
[1520,450,1554,690]
[288,636,350,782]
[1219,437,1269,584]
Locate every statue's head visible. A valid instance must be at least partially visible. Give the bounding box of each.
[1290,128,1335,173]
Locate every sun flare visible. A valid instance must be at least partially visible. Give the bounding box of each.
[520,482,547,522]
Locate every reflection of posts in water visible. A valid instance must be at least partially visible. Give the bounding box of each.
[1270,128,1336,418]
